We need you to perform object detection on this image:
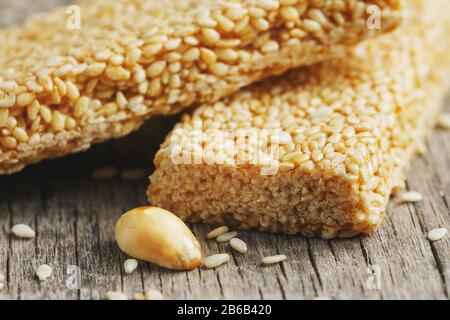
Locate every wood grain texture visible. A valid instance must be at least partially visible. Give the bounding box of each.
[0,0,449,300]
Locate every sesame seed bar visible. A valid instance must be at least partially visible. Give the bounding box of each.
[148,0,450,238]
[0,0,403,174]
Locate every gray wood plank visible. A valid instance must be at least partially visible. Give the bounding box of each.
[0,181,12,300]
[405,101,450,298]
[0,0,449,300]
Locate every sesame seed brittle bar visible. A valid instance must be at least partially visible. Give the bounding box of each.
[148,0,450,238]
[0,0,403,174]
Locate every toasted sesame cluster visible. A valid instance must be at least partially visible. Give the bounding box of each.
[148,0,450,238]
[0,0,403,174]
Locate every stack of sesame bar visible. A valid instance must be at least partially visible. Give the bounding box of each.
[0,0,402,174]
[148,0,450,238]
[6,0,447,239]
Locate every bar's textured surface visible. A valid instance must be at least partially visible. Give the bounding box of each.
[0,0,403,174]
[148,0,450,238]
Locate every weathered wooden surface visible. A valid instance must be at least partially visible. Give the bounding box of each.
[0,1,449,300]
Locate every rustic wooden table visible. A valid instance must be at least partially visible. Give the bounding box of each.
[0,0,449,300]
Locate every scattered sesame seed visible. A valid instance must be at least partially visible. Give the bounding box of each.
[427,228,448,242]
[207,226,229,239]
[262,255,287,265]
[229,238,248,254]
[11,224,35,239]
[395,191,424,203]
[35,264,52,282]
[204,254,230,269]
[216,231,238,243]
[123,259,139,274]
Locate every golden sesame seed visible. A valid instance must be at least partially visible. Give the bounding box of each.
[308,9,328,25]
[210,63,229,76]
[261,40,280,53]
[163,52,182,62]
[39,105,52,123]
[233,16,250,33]
[125,48,142,66]
[165,38,182,51]
[29,79,46,92]
[116,92,128,109]
[54,78,67,96]
[110,54,125,66]
[303,19,322,32]
[65,116,77,130]
[29,133,40,145]
[74,96,90,118]
[86,62,107,77]
[142,43,163,57]
[280,7,299,21]
[253,18,270,31]
[196,15,217,28]
[95,49,112,61]
[12,127,29,143]
[202,28,221,44]
[184,36,199,46]
[216,48,239,62]
[16,93,36,107]
[0,110,8,127]
[182,48,200,62]
[0,136,17,149]
[200,48,217,65]
[147,61,167,78]
[0,95,15,108]
[105,66,131,81]
[226,7,248,21]
[133,69,146,83]
[51,110,65,131]
[216,15,235,32]
[72,63,87,75]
